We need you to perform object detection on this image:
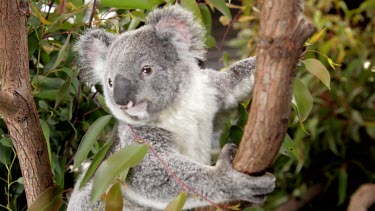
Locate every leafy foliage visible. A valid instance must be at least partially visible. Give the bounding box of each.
[0,0,374,210]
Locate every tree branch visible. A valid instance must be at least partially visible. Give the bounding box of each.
[0,91,16,117]
[347,183,375,211]
[233,0,316,174]
[0,0,54,206]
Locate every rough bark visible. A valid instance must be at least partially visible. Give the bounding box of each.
[0,0,54,206]
[232,0,316,174]
[347,183,375,211]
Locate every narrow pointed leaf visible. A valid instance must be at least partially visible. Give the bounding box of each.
[105,182,123,211]
[309,27,326,44]
[302,58,331,90]
[209,0,232,19]
[90,144,148,204]
[165,192,187,211]
[55,76,71,108]
[279,134,298,160]
[79,142,112,189]
[50,33,71,70]
[292,79,313,122]
[199,4,212,34]
[181,0,203,24]
[101,0,158,9]
[337,168,348,205]
[28,185,63,211]
[73,115,113,169]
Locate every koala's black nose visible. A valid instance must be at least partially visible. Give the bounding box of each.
[113,75,132,106]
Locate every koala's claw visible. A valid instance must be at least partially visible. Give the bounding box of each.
[216,143,237,171]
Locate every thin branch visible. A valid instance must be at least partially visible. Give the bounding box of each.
[347,183,375,211]
[88,0,97,28]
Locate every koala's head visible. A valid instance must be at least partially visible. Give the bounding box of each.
[76,6,206,124]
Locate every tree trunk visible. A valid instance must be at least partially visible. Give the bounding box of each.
[0,0,54,206]
[198,0,315,210]
[232,0,316,174]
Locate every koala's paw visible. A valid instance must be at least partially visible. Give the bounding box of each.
[237,172,275,204]
[215,144,276,204]
[215,143,237,172]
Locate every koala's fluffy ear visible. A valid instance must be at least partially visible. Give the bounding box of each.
[146,5,206,61]
[75,29,117,84]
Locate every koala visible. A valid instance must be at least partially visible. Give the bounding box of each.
[68,5,275,211]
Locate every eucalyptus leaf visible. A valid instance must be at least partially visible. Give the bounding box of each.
[101,0,158,9]
[302,58,331,90]
[79,142,112,189]
[55,76,72,108]
[50,33,71,70]
[27,185,63,211]
[292,79,313,122]
[209,0,232,19]
[337,168,348,205]
[181,0,203,24]
[90,144,148,204]
[105,182,123,211]
[73,115,113,170]
[40,120,53,170]
[279,134,298,160]
[199,4,212,34]
[165,192,187,211]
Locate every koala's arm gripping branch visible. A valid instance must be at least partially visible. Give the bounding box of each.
[205,57,256,110]
[233,0,316,174]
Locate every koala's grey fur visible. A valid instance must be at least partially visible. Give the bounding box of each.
[68,5,275,210]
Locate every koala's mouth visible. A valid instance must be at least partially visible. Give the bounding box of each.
[119,100,148,117]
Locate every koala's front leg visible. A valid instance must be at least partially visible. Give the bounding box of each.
[205,57,256,110]
[126,141,275,210]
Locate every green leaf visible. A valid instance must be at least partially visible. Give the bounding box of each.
[219,121,231,148]
[0,137,12,148]
[55,76,71,108]
[30,3,52,25]
[209,0,232,19]
[205,35,217,48]
[50,33,71,70]
[302,58,331,90]
[279,134,298,160]
[181,0,203,24]
[40,120,53,170]
[34,90,60,100]
[165,192,187,211]
[90,144,148,204]
[0,142,12,165]
[235,104,248,129]
[27,185,63,211]
[101,0,158,9]
[292,79,313,122]
[309,27,326,44]
[73,115,113,170]
[105,182,123,211]
[199,4,212,34]
[79,142,112,189]
[98,94,110,113]
[337,167,348,205]
[228,125,243,146]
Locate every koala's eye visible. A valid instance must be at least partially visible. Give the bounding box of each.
[108,78,113,87]
[141,65,152,75]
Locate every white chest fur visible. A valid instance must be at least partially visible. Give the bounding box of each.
[156,70,218,165]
